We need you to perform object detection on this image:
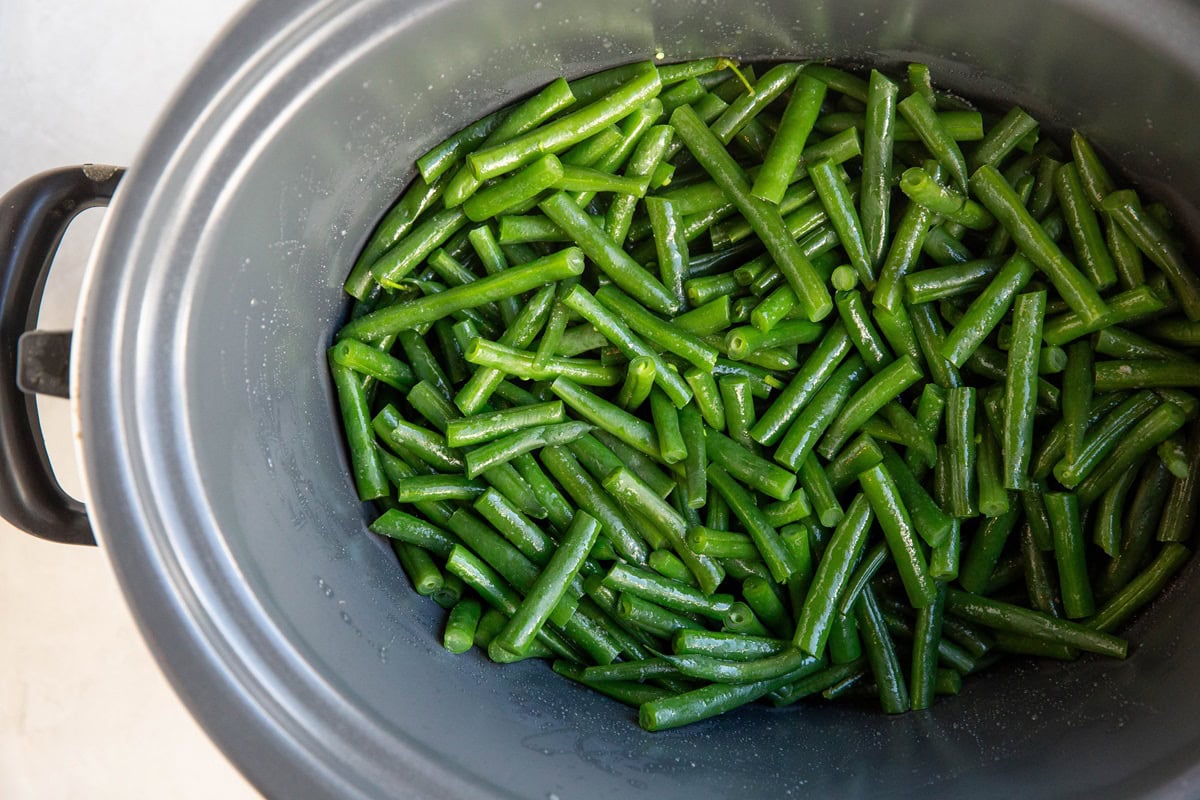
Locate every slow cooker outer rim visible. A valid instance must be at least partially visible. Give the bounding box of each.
[72,0,1200,797]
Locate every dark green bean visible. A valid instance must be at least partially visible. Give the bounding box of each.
[944,589,1126,658]
[1003,291,1046,489]
[671,103,833,322]
[1102,189,1200,322]
[897,92,969,192]
[970,165,1109,325]
[1089,543,1192,633]
[970,106,1039,171]
[855,587,911,714]
[498,512,601,654]
[752,74,827,203]
[939,254,1036,368]
[794,494,874,656]
[329,359,389,500]
[774,356,870,470]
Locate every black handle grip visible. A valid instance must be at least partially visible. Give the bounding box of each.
[0,165,124,546]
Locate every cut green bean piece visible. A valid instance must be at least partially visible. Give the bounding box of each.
[970,165,1109,326]
[858,463,937,608]
[897,91,969,192]
[794,494,874,656]
[1003,291,1046,489]
[945,589,1127,659]
[672,103,833,322]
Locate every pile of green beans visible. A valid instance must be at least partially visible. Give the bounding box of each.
[330,57,1199,729]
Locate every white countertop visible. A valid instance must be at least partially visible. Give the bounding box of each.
[1,2,259,797]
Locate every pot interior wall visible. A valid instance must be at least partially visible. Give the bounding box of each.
[109,0,1200,797]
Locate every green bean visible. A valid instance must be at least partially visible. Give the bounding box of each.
[897,92,969,192]
[1095,361,1200,392]
[647,550,697,588]
[472,488,552,565]
[794,494,874,656]
[464,338,620,387]
[603,563,733,621]
[1061,340,1094,466]
[874,196,936,312]
[704,463,797,583]
[329,359,389,500]
[939,254,1036,368]
[922,222,974,265]
[970,106,1039,172]
[752,74,827,203]
[899,166,994,229]
[944,589,1126,658]
[817,356,924,460]
[345,174,452,298]
[498,512,601,654]
[467,63,660,180]
[671,103,833,322]
[1092,464,1139,558]
[603,468,724,594]
[910,583,947,711]
[719,375,757,448]
[878,444,954,547]
[1157,436,1190,480]
[343,248,580,343]
[854,587,910,714]
[1042,492,1094,618]
[373,409,463,472]
[595,285,718,373]
[1159,425,1200,543]
[606,125,675,245]
[1041,285,1167,347]
[797,455,843,529]
[615,355,656,409]
[774,356,870,470]
[1102,189,1200,321]
[393,541,445,597]
[903,258,1002,306]
[944,386,978,517]
[959,505,1020,594]
[461,153,563,221]
[616,592,703,639]
[539,192,679,316]
[753,323,854,446]
[1095,326,1194,364]
[370,508,457,556]
[907,301,962,390]
[1089,543,1192,633]
[686,527,759,560]
[704,428,796,503]
[1003,291,1046,489]
[836,290,893,372]
[546,377,658,459]
[441,599,483,654]
[646,388,686,465]
[1055,162,1117,289]
[970,165,1109,325]
[540,445,649,563]
[638,655,824,731]
[1076,402,1188,505]
[445,401,565,447]
[1055,390,1161,487]
[464,421,592,479]
[329,338,416,392]
[858,463,937,607]
[856,70,900,273]
[444,546,576,660]
[807,158,873,288]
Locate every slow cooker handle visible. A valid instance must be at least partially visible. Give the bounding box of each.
[0,165,124,546]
